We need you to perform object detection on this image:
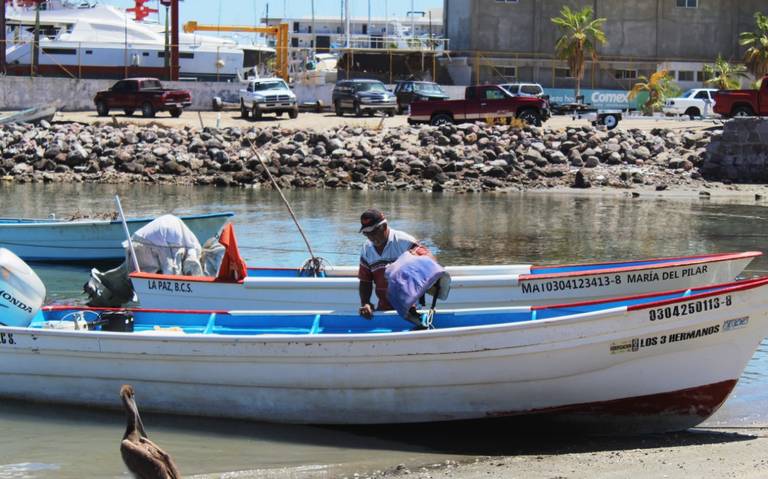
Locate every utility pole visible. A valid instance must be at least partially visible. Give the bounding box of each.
[1,0,6,75]
[163,4,170,69]
[384,0,388,40]
[311,0,316,50]
[345,0,350,48]
[32,0,41,76]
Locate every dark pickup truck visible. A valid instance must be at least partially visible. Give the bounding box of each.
[94,78,192,118]
[713,76,768,118]
[408,84,550,126]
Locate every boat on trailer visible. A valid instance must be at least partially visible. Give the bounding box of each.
[1,277,767,430]
[130,251,761,310]
[0,212,233,262]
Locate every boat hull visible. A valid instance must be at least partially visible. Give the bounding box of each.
[0,212,233,261]
[131,252,759,310]
[0,279,766,429]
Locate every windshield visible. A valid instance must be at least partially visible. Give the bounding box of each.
[253,81,288,91]
[680,89,696,98]
[357,82,387,92]
[414,83,445,94]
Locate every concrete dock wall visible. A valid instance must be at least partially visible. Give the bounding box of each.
[0,77,468,112]
[704,118,768,183]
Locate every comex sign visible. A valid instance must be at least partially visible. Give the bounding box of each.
[547,88,638,110]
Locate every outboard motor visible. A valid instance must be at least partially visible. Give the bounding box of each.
[0,248,46,327]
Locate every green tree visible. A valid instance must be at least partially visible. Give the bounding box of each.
[703,55,748,90]
[739,12,768,80]
[551,6,607,102]
[629,70,680,115]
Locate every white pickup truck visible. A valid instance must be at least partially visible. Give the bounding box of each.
[663,88,719,119]
[239,78,299,120]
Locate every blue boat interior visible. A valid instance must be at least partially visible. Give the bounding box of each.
[29,284,729,335]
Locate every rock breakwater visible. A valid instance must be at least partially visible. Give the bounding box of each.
[0,120,721,192]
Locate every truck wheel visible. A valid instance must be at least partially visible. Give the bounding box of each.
[252,104,262,120]
[169,108,183,118]
[387,109,395,117]
[430,113,452,126]
[601,114,619,130]
[684,107,701,120]
[240,101,249,119]
[141,102,155,118]
[96,101,109,117]
[212,97,223,112]
[732,106,754,117]
[517,109,541,126]
[289,108,298,119]
[335,100,343,116]
[123,108,134,116]
[354,101,363,117]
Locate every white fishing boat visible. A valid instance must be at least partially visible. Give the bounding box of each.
[130,251,761,310]
[0,212,233,261]
[2,266,767,430]
[0,101,60,124]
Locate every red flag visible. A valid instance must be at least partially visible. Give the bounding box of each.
[216,223,247,282]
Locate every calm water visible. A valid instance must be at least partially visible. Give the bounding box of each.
[1,183,768,478]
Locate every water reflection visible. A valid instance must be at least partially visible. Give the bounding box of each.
[1,183,768,475]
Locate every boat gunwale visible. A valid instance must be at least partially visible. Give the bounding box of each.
[0,211,234,227]
[128,251,762,285]
[26,277,768,342]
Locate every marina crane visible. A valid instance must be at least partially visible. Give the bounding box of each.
[183,21,289,81]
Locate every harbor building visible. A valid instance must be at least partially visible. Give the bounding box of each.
[262,9,445,51]
[443,0,768,89]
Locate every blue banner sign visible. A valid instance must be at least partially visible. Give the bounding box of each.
[545,88,642,110]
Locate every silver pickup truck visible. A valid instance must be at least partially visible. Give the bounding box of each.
[239,78,299,120]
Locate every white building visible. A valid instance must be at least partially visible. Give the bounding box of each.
[262,8,445,51]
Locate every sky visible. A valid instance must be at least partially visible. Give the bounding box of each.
[108,0,444,25]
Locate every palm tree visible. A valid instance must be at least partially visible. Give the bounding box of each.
[739,12,768,81]
[551,6,607,102]
[629,70,680,116]
[703,55,747,90]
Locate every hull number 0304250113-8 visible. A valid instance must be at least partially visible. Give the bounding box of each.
[649,296,732,322]
[146,280,193,293]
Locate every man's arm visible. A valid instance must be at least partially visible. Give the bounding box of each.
[358,260,375,319]
[359,281,374,313]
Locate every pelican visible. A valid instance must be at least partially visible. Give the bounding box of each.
[119,384,182,479]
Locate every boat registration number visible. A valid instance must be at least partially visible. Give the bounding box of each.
[648,295,732,321]
[147,279,193,293]
[0,332,15,345]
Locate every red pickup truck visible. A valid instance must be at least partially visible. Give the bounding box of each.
[407,85,550,126]
[94,78,192,118]
[713,77,768,118]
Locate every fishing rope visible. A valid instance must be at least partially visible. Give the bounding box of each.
[248,140,325,276]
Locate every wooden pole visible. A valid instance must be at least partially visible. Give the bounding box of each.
[171,0,179,80]
[0,0,6,75]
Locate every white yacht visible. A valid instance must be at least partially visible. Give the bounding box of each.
[3,0,273,81]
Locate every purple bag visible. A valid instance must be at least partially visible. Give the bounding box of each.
[385,253,451,319]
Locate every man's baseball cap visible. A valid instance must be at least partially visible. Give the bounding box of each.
[359,208,387,233]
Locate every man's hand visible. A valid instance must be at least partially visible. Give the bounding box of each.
[359,303,374,319]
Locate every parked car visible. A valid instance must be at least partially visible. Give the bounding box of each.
[499,83,545,98]
[93,78,191,118]
[663,88,719,119]
[408,84,550,126]
[713,77,768,118]
[393,80,449,114]
[239,78,298,120]
[332,79,397,116]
